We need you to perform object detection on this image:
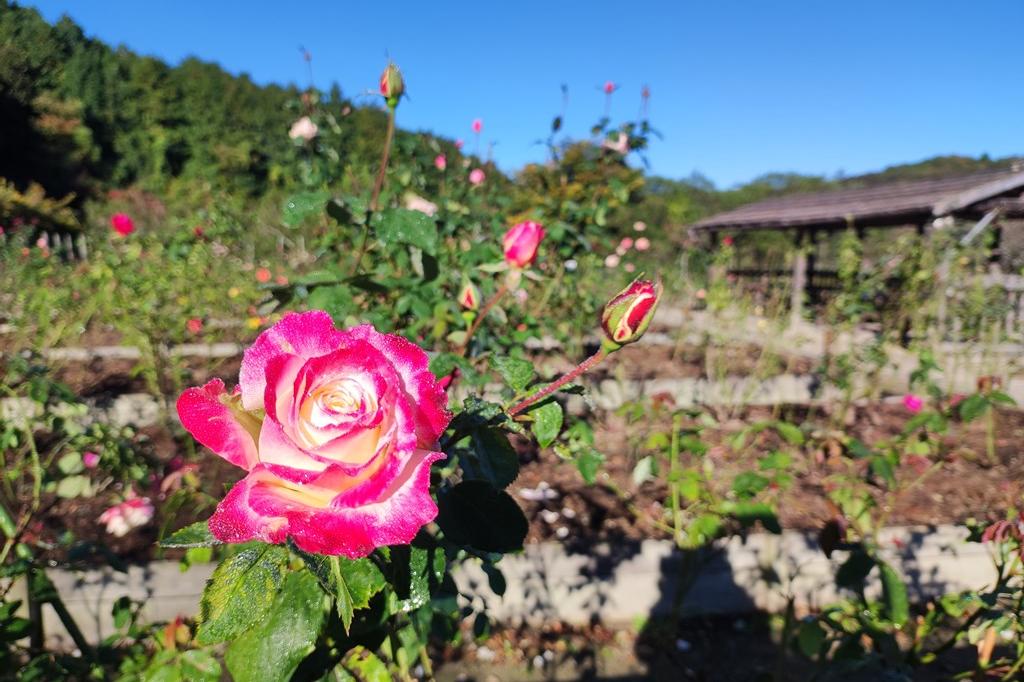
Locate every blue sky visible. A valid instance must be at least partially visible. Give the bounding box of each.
[24,0,1024,187]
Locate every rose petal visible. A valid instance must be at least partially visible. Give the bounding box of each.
[343,325,450,445]
[176,379,259,471]
[239,311,345,410]
[208,451,444,557]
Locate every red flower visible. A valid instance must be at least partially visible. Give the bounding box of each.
[111,213,135,236]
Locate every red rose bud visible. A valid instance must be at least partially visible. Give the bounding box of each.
[600,276,663,350]
[459,281,480,310]
[502,220,545,269]
[379,62,404,108]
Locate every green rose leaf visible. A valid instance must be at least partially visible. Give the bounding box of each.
[576,448,605,485]
[437,481,529,553]
[728,501,781,534]
[282,191,331,227]
[196,544,290,645]
[159,521,221,549]
[878,560,909,627]
[530,400,563,448]
[491,356,535,392]
[179,650,221,681]
[388,542,446,613]
[372,208,438,254]
[225,570,328,682]
[336,646,391,682]
[465,427,519,489]
[959,393,990,422]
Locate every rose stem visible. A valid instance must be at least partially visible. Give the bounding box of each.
[456,283,508,358]
[351,104,396,275]
[507,347,608,417]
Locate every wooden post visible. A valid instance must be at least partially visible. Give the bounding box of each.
[790,230,807,328]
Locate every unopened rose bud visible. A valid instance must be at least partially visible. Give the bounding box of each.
[600,276,663,351]
[459,281,480,310]
[379,62,404,108]
[502,221,545,269]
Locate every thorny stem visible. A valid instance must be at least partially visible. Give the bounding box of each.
[507,348,608,417]
[352,104,396,275]
[669,413,683,547]
[456,284,508,358]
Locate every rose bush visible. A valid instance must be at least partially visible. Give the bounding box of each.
[177,310,450,557]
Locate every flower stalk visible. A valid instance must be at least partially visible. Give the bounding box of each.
[507,347,608,417]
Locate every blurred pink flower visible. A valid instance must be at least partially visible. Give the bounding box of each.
[288,116,318,141]
[111,213,135,236]
[434,154,447,171]
[635,237,651,251]
[455,139,465,150]
[619,237,634,251]
[186,318,203,335]
[36,236,48,250]
[696,288,707,300]
[903,394,924,413]
[633,221,647,232]
[624,263,636,273]
[722,235,734,247]
[603,81,616,94]
[604,254,620,268]
[99,497,154,537]
[471,118,483,134]
[255,267,272,283]
[602,132,629,154]
[83,452,100,469]
[469,168,486,185]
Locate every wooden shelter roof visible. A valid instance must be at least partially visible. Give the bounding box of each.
[693,168,1024,232]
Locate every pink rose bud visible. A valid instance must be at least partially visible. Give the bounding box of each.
[459,281,480,310]
[379,62,404,107]
[83,452,100,469]
[502,221,545,269]
[619,237,634,251]
[469,168,486,185]
[722,235,734,247]
[902,394,924,413]
[471,118,483,134]
[186,318,203,335]
[111,213,135,236]
[255,267,272,283]
[603,81,616,94]
[635,237,651,251]
[434,154,447,171]
[600,276,663,351]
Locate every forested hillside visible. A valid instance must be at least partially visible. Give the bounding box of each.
[1,0,1018,231]
[0,0,391,202]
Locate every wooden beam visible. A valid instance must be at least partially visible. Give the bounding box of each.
[932,170,1024,216]
[790,230,808,328]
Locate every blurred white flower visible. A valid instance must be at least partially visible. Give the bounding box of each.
[288,116,318,141]
[403,193,438,217]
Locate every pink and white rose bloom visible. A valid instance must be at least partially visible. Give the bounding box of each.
[502,221,545,269]
[468,168,486,185]
[99,497,154,537]
[289,116,319,141]
[434,154,447,171]
[177,312,450,558]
